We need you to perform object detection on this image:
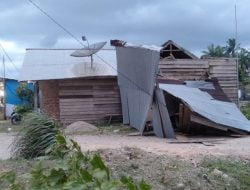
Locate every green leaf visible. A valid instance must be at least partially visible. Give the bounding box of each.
[80,169,93,182]
[47,168,67,186]
[120,176,138,190]
[63,181,87,190]
[0,171,16,184]
[139,180,151,190]
[92,170,108,181]
[56,134,67,145]
[90,154,106,170]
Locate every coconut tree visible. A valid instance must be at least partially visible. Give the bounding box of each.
[202,44,226,57]
[238,48,250,83]
[225,38,238,57]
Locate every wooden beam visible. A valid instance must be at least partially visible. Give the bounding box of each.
[190,114,228,131]
[178,104,184,130]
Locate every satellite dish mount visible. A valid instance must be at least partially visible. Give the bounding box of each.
[70,36,107,69]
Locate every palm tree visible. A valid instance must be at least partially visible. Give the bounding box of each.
[238,48,250,83]
[202,44,226,57]
[225,38,238,57]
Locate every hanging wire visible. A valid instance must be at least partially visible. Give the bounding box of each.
[0,43,19,72]
[27,0,160,100]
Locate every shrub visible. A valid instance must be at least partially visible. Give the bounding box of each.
[14,104,32,115]
[242,103,250,120]
[11,112,61,159]
[3,134,151,190]
[16,82,34,105]
[6,112,151,189]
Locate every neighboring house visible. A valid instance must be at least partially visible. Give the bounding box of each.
[5,79,34,117]
[19,48,121,126]
[19,41,238,126]
[0,78,34,118]
[159,40,238,104]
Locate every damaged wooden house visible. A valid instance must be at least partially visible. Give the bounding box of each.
[111,40,250,137]
[19,40,250,137]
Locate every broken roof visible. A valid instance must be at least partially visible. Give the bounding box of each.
[160,84,250,132]
[161,40,198,59]
[19,49,117,81]
[158,78,231,102]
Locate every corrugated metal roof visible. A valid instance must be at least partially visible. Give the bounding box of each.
[19,49,117,81]
[159,84,250,132]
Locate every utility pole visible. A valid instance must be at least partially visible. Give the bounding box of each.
[2,55,6,120]
[235,4,240,107]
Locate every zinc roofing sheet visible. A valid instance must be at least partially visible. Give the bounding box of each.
[19,49,117,81]
[116,46,160,133]
[159,84,250,132]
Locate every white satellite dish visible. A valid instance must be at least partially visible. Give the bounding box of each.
[70,41,107,57]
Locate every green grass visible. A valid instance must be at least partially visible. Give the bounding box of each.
[0,120,22,133]
[202,158,250,189]
[242,103,250,120]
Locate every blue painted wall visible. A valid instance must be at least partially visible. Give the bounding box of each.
[5,79,34,105]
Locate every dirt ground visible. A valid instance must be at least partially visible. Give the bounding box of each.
[0,125,250,189]
[98,147,250,190]
[72,134,250,162]
[0,133,14,160]
[0,132,250,162]
[0,145,249,189]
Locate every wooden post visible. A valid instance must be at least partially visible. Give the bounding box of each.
[182,104,191,133]
[179,103,184,130]
[34,82,38,110]
[2,55,6,120]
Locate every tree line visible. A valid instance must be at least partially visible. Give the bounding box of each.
[202,38,250,85]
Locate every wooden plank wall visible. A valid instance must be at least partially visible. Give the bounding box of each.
[58,77,122,126]
[159,60,209,81]
[159,59,238,104]
[208,59,238,103]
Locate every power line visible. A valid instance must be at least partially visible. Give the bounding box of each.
[28,0,85,47]
[27,0,164,104]
[0,43,19,72]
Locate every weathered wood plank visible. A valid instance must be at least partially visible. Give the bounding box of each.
[59,77,122,125]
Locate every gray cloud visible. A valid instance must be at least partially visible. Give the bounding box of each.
[0,0,250,78]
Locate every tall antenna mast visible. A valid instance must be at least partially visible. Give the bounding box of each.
[235,4,240,107]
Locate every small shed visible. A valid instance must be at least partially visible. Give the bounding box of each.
[19,48,121,126]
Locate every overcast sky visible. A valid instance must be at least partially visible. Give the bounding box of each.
[0,0,249,79]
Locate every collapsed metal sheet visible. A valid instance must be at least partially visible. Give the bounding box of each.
[155,88,175,138]
[159,84,250,132]
[119,88,129,124]
[152,101,164,138]
[115,46,159,133]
